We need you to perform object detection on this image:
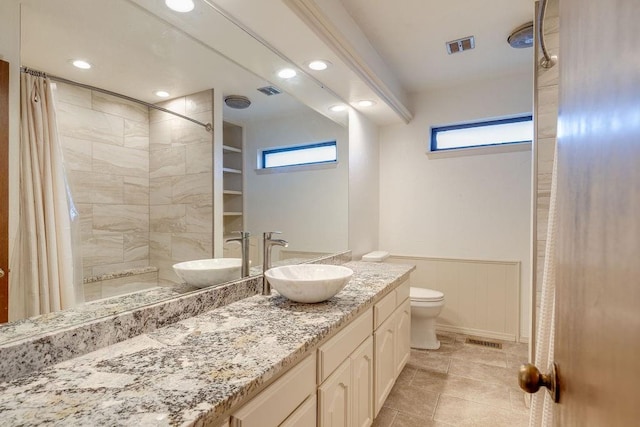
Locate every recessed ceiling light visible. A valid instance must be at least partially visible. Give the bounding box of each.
[329,105,347,112]
[277,68,297,79]
[155,90,170,98]
[308,60,331,71]
[357,100,376,107]
[165,0,194,13]
[71,60,91,70]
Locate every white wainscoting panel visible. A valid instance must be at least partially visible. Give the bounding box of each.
[388,255,520,342]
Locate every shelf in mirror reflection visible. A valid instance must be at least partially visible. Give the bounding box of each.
[223,167,242,174]
[223,144,242,153]
[223,190,243,195]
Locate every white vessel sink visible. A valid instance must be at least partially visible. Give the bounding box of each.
[264,264,353,303]
[173,258,242,288]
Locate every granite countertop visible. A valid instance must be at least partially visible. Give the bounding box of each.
[0,261,414,426]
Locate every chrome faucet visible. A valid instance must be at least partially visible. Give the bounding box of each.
[262,231,288,295]
[225,231,251,278]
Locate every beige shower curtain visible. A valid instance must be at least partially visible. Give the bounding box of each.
[9,73,77,320]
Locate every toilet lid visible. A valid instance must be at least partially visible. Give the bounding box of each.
[410,287,444,301]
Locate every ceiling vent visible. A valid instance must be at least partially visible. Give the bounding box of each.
[257,85,282,96]
[224,95,251,109]
[446,36,475,54]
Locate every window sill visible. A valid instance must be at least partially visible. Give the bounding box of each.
[255,161,339,174]
[426,141,531,159]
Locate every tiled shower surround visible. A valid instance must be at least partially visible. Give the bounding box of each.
[149,91,214,284]
[55,83,214,296]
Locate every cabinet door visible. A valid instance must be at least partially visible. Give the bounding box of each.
[373,315,396,417]
[394,299,411,376]
[319,358,351,427]
[351,337,373,427]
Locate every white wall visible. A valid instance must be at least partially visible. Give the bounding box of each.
[243,108,349,255]
[0,0,21,265]
[348,109,380,258]
[379,71,533,340]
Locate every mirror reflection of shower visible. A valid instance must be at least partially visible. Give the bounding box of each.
[52,77,216,301]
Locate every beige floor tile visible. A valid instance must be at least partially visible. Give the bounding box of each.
[435,332,457,345]
[383,383,439,420]
[502,341,529,358]
[506,352,528,369]
[429,340,465,356]
[392,411,453,427]
[407,349,450,373]
[434,395,530,427]
[448,345,508,368]
[448,358,521,390]
[396,366,417,387]
[509,389,531,414]
[373,407,397,427]
[411,371,512,410]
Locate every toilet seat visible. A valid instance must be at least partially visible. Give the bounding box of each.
[410,287,444,302]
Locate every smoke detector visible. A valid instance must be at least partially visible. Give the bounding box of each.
[446,36,475,54]
[224,95,251,109]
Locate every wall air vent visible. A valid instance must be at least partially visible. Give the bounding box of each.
[257,86,282,96]
[446,36,475,54]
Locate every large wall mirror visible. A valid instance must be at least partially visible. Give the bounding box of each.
[2,0,349,336]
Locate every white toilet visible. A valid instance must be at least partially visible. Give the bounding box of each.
[409,287,445,350]
[361,251,445,350]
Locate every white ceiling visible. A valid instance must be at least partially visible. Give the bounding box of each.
[19,0,535,126]
[339,0,535,92]
[20,0,329,124]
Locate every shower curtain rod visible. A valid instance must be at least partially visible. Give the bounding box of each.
[20,67,213,132]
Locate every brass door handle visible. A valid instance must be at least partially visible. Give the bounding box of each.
[518,362,559,403]
[0,268,4,278]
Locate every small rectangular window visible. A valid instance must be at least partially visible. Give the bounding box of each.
[431,115,533,152]
[261,141,337,169]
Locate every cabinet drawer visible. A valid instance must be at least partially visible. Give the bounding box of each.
[374,291,396,329]
[318,309,373,383]
[231,354,316,427]
[280,394,316,427]
[395,279,410,305]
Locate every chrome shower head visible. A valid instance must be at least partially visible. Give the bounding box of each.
[508,22,534,48]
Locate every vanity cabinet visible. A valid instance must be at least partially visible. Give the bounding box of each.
[318,336,374,427]
[227,279,410,427]
[318,357,351,427]
[318,309,374,427]
[350,337,374,427]
[373,281,411,416]
[230,354,316,427]
[394,299,411,375]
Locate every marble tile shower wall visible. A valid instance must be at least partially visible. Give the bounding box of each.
[55,83,215,292]
[534,9,559,312]
[55,82,151,281]
[149,90,214,284]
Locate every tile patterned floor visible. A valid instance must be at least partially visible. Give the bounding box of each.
[373,332,531,427]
